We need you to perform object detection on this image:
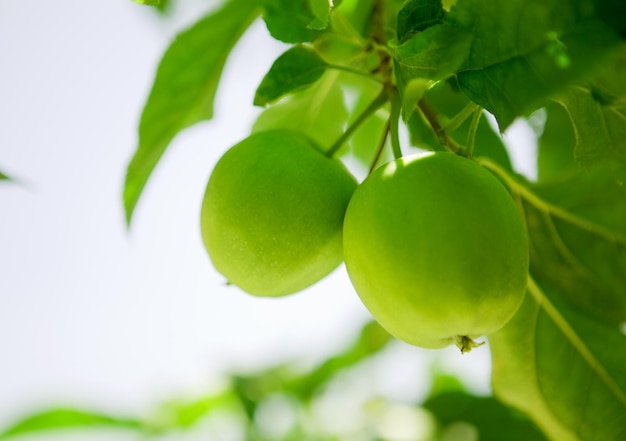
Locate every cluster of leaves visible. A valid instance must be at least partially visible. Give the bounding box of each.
[0,321,548,441]
[4,0,618,440]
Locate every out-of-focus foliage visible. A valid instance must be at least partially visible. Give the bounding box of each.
[0,320,547,441]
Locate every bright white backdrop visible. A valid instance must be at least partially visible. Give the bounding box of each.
[0,1,520,439]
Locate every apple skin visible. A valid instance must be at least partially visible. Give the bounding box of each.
[343,152,529,350]
[201,130,357,297]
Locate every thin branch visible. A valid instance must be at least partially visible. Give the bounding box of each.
[442,102,479,133]
[369,118,391,173]
[389,87,403,160]
[326,88,388,158]
[417,98,463,153]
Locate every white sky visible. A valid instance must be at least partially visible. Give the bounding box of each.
[0,1,498,438]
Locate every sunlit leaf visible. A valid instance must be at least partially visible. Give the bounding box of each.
[307,0,337,30]
[123,0,260,224]
[0,408,141,439]
[152,389,238,431]
[483,159,626,440]
[132,0,161,6]
[253,70,347,149]
[254,45,328,106]
[490,279,626,441]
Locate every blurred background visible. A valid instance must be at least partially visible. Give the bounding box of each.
[0,1,539,440]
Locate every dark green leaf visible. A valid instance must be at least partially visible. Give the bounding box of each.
[559,88,626,167]
[424,391,548,441]
[393,23,472,83]
[259,0,323,43]
[449,0,623,130]
[0,170,10,181]
[156,0,170,13]
[254,46,328,106]
[595,0,626,38]
[123,0,259,224]
[0,408,141,439]
[253,71,348,150]
[396,0,445,42]
[557,47,626,170]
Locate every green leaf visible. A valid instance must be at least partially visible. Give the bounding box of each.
[131,0,170,13]
[290,320,392,400]
[448,0,623,130]
[123,0,260,225]
[132,0,161,5]
[333,0,376,38]
[307,0,338,30]
[156,0,171,13]
[252,70,348,150]
[557,48,626,170]
[151,390,238,431]
[423,391,549,441]
[259,0,324,43]
[396,0,445,42]
[528,170,626,325]
[537,102,577,181]
[483,160,626,440]
[254,45,328,107]
[490,279,626,441]
[393,23,472,83]
[559,88,626,167]
[0,170,10,181]
[0,408,141,439]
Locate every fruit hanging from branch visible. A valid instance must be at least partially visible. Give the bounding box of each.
[200,129,357,297]
[343,152,529,352]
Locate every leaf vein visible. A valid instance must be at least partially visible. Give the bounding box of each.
[528,276,626,408]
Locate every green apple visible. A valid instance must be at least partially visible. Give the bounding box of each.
[201,130,357,297]
[343,152,529,352]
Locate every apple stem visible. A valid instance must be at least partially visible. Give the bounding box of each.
[455,335,485,354]
[369,118,391,173]
[388,87,403,160]
[464,107,482,158]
